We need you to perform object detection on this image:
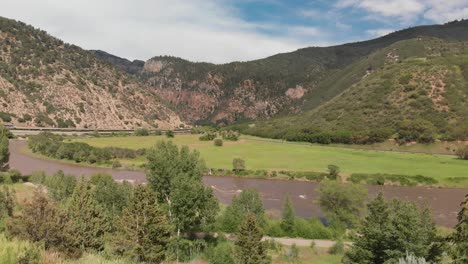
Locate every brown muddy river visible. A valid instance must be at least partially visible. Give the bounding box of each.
[10,140,467,227]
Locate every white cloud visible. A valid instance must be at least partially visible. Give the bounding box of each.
[366,28,395,37]
[423,0,468,23]
[0,0,313,63]
[336,0,468,25]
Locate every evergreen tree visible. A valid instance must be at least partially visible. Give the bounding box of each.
[235,214,270,264]
[219,189,265,233]
[0,135,9,172]
[280,194,295,235]
[344,193,441,264]
[112,185,171,263]
[67,178,111,251]
[6,190,81,257]
[451,194,468,263]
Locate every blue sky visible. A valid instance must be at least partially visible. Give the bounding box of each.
[1,0,468,63]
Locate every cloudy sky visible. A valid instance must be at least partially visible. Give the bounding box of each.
[1,0,467,63]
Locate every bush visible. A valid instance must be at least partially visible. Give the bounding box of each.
[0,234,41,264]
[214,139,223,146]
[232,158,245,173]
[221,130,240,141]
[199,132,217,141]
[348,173,438,186]
[112,160,122,169]
[456,145,468,160]
[329,240,345,255]
[134,128,149,136]
[165,130,175,138]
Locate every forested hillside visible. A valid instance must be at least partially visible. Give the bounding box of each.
[0,17,183,129]
[96,20,468,126]
[237,38,468,144]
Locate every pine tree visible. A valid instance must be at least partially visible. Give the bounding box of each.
[451,194,468,263]
[235,214,270,264]
[280,194,295,235]
[344,193,441,264]
[112,185,171,263]
[67,178,111,251]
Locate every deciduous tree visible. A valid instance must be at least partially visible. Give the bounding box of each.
[317,180,367,229]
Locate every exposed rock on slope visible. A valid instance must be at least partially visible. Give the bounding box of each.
[96,20,468,126]
[0,17,183,129]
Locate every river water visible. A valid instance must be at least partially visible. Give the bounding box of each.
[9,140,467,227]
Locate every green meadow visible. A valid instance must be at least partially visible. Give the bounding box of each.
[71,135,468,185]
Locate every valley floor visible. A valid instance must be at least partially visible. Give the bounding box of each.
[68,134,468,187]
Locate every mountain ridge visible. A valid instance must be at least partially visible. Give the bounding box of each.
[0,17,184,129]
[94,19,468,125]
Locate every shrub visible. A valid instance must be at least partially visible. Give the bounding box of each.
[327,164,340,180]
[232,158,245,173]
[112,160,122,169]
[329,240,345,255]
[134,128,149,136]
[456,145,468,160]
[165,130,175,138]
[221,130,240,141]
[214,139,223,146]
[199,132,217,141]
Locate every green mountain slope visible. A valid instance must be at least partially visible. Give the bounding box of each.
[238,38,468,143]
[95,20,468,125]
[0,17,183,129]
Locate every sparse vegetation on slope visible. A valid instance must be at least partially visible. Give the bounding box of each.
[0,16,183,129]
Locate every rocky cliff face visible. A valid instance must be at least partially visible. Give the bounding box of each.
[0,17,183,129]
[96,20,468,126]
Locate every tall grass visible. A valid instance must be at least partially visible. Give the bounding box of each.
[0,234,41,264]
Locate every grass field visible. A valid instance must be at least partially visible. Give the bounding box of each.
[71,135,468,186]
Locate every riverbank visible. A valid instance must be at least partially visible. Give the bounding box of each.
[9,140,467,227]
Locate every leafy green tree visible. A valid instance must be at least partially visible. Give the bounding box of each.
[146,141,205,204]
[6,190,81,257]
[112,185,171,263]
[219,189,265,233]
[280,194,295,235]
[451,194,468,263]
[67,178,111,251]
[235,214,270,264]
[43,170,77,202]
[232,158,246,173]
[327,164,340,180]
[89,173,132,223]
[146,140,218,259]
[171,177,218,234]
[344,193,442,264]
[0,135,9,172]
[317,180,367,229]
